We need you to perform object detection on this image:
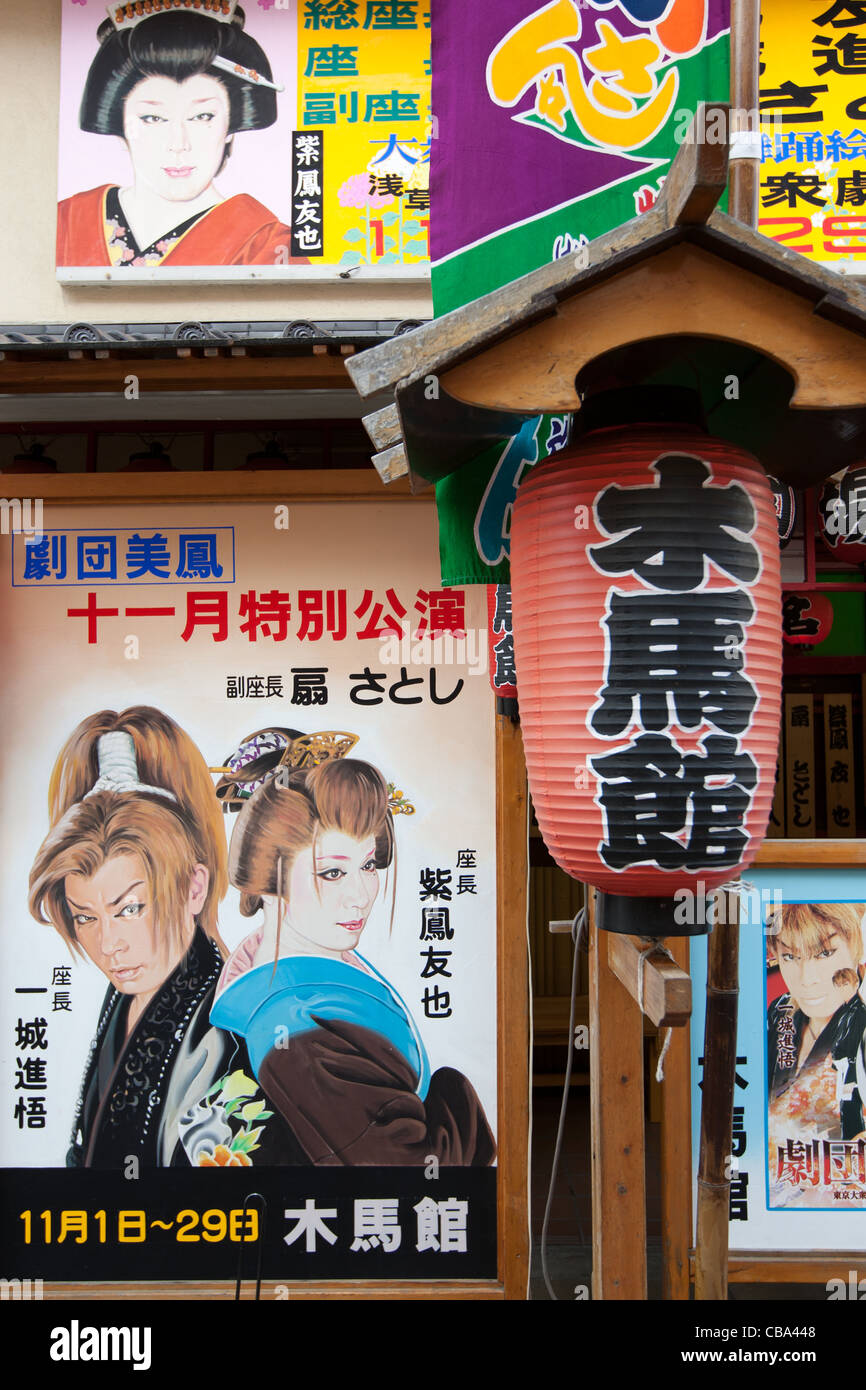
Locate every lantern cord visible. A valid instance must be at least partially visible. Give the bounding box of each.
[540,906,585,1302]
[716,879,755,897]
[636,939,676,1083]
[655,1028,674,1083]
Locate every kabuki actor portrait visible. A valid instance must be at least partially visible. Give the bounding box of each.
[57,2,303,267]
[766,901,866,1210]
[28,706,284,1168]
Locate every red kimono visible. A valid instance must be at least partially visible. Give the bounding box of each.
[57,185,304,268]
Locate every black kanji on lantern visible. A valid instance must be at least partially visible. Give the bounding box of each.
[589,732,758,870]
[782,593,821,638]
[589,455,760,592]
[590,590,757,735]
[494,631,517,687]
[492,585,512,630]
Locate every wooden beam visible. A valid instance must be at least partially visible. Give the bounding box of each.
[727,1252,866,1284]
[362,402,403,450]
[440,242,866,413]
[39,1280,507,1301]
[657,103,730,228]
[754,838,866,866]
[344,207,671,400]
[590,900,647,1300]
[371,441,410,484]
[606,934,691,1028]
[0,470,416,507]
[0,355,352,394]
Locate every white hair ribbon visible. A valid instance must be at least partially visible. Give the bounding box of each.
[84,730,178,803]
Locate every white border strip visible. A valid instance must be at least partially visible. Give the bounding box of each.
[57,265,431,286]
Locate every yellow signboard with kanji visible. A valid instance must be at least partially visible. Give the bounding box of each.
[760,0,866,270]
[297,1,431,267]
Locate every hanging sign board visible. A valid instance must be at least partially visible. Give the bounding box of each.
[785,693,816,836]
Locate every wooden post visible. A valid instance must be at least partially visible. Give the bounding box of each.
[589,897,647,1299]
[695,892,740,1301]
[606,935,691,1027]
[495,714,531,1299]
[660,938,692,1301]
[729,0,761,229]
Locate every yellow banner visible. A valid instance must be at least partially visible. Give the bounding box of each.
[296,1,431,267]
[760,0,866,269]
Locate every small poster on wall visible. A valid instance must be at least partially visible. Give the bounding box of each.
[691,863,866,1252]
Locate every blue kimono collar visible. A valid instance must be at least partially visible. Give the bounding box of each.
[211,953,431,1099]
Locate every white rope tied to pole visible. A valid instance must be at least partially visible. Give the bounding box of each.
[636,939,677,1083]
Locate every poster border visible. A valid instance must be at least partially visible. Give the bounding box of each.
[0,469,529,1301]
[722,841,866,1284]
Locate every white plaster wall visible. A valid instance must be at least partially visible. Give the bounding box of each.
[0,0,432,326]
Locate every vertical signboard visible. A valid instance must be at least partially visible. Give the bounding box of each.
[759,0,866,271]
[824,694,856,837]
[785,693,816,836]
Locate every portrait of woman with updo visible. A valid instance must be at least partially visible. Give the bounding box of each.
[210,728,496,1167]
[57,2,301,268]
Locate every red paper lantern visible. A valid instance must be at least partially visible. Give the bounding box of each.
[487,584,518,701]
[510,421,782,901]
[767,474,797,548]
[782,590,834,645]
[819,466,866,563]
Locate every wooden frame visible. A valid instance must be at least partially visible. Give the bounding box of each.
[727,840,866,1285]
[1,470,529,1301]
[658,841,866,1295]
[679,840,866,1289]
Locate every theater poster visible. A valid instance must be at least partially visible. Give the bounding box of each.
[57,0,431,280]
[691,864,866,1252]
[0,491,498,1288]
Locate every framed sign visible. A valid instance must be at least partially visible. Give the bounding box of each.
[691,842,866,1271]
[0,472,527,1298]
[57,1,431,283]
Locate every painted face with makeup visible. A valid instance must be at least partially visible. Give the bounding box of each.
[122,73,231,203]
[64,852,208,1009]
[282,830,380,958]
[775,931,859,1025]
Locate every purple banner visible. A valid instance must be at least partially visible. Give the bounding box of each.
[431,0,730,266]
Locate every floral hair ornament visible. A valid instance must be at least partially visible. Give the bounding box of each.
[107,1,286,92]
[84,730,179,802]
[211,729,360,807]
[211,728,415,816]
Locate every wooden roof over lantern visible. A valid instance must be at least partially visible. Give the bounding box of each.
[346,106,866,492]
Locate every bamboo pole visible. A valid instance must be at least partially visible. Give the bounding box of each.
[693,0,761,1303]
[729,0,761,230]
[694,891,740,1300]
